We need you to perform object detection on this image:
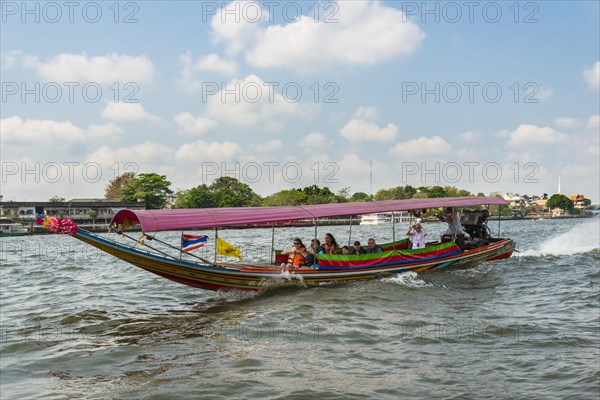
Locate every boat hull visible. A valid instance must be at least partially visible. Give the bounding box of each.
[74,230,514,292]
[0,232,29,237]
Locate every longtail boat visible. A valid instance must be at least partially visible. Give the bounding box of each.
[43,196,514,292]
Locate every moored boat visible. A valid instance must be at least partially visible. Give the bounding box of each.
[359,212,410,225]
[0,217,30,237]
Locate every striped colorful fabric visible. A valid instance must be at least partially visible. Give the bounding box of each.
[274,238,411,264]
[181,234,208,252]
[317,242,462,270]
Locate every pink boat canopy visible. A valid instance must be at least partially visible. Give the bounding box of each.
[111,196,508,232]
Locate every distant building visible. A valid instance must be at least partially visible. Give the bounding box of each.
[530,204,546,213]
[503,194,525,208]
[534,199,548,209]
[551,207,565,217]
[569,194,588,209]
[164,193,178,209]
[0,199,145,222]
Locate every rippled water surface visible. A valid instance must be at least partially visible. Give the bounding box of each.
[1,218,599,399]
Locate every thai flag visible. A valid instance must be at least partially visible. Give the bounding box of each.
[181,234,208,252]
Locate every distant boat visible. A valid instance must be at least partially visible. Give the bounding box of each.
[0,218,29,237]
[360,212,410,225]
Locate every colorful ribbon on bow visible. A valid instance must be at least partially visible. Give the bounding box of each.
[36,214,78,236]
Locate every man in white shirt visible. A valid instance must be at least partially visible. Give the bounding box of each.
[406,219,427,249]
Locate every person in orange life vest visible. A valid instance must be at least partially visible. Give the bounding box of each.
[281,238,308,270]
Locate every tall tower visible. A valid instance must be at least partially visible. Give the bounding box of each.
[369,160,373,196]
[557,176,561,195]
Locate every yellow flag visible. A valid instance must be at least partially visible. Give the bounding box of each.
[217,237,243,261]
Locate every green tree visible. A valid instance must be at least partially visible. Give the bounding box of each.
[49,195,65,202]
[350,192,372,202]
[374,187,396,201]
[403,185,417,199]
[546,194,574,212]
[334,187,351,203]
[209,177,261,207]
[262,189,307,206]
[105,172,136,200]
[300,185,336,204]
[373,186,415,201]
[174,185,217,208]
[443,186,472,197]
[419,186,446,198]
[88,209,98,224]
[121,173,173,209]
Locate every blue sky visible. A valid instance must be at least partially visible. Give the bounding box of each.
[1,0,599,202]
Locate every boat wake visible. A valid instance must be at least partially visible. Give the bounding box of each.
[537,219,600,256]
[382,271,432,288]
[210,289,262,302]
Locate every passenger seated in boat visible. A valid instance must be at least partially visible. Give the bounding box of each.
[443,207,469,237]
[366,238,383,253]
[406,219,427,249]
[441,207,469,250]
[323,233,339,254]
[281,238,308,270]
[306,239,325,269]
[341,245,351,254]
[349,241,366,254]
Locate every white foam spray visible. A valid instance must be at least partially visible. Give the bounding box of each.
[383,271,432,288]
[538,219,600,256]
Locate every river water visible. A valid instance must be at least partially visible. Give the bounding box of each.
[1,218,598,399]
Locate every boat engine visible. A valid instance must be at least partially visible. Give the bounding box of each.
[460,210,492,240]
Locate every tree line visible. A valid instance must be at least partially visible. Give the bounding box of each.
[102,172,575,212]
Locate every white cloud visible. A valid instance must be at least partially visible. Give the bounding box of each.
[1,116,85,146]
[3,51,155,84]
[503,151,539,164]
[583,61,600,90]
[536,86,553,101]
[1,50,38,69]
[587,115,599,130]
[194,53,238,75]
[339,119,398,142]
[337,153,372,176]
[174,112,218,135]
[253,139,283,152]
[389,136,452,158]
[212,0,424,73]
[211,1,265,56]
[584,144,600,158]
[175,140,242,162]
[507,124,567,147]
[86,123,123,140]
[205,74,302,126]
[561,163,600,179]
[101,102,164,125]
[353,106,379,120]
[300,131,330,148]
[86,142,175,166]
[177,52,239,93]
[554,117,579,129]
[459,131,479,142]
